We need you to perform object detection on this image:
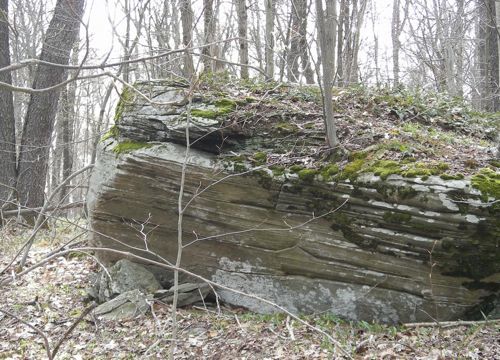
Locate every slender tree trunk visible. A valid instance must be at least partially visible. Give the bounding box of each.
[391,0,401,86]
[203,0,215,72]
[16,0,85,210]
[477,0,499,111]
[315,0,338,148]
[265,0,275,80]
[123,0,131,83]
[288,0,301,82]
[180,0,194,78]
[60,40,79,203]
[454,0,464,97]
[299,0,315,84]
[236,0,249,79]
[0,0,17,208]
[337,0,347,85]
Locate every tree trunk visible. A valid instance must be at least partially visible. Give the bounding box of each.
[123,0,131,83]
[236,0,249,79]
[180,0,194,78]
[299,0,315,84]
[203,0,215,72]
[265,0,275,80]
[391,0,401,86]
[0,0,17,208]
[16,0,84,211]
[337,0,347,85]
[288,0,301,82]
[315,0,338,148]
[477,0,499,111]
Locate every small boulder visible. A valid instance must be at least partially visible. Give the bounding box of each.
[89,259,162,303]
[94,289,151,320]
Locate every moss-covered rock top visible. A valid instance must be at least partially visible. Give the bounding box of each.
[109,76,499,198]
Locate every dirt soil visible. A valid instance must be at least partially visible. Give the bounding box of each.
[1,223,498,360]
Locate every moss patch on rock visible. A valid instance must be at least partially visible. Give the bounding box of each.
[191,98,237,119]
[297,169,318,183]
[113,140,153,155]
[471,168,500,201]
[114,86,136,122]
[101,125,119,142]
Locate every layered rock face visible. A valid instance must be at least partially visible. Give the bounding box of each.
[88,81,499,323]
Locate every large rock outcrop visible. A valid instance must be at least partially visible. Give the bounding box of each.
[88,80,499,323]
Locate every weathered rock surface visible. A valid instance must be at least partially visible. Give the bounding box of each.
[154,283,210,307]
[88,259,161,303]
[88,81,499,323]
[94,289,151,320]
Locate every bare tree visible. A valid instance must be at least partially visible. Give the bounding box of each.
[203,0,216,72]
[0,0,16,208]
[288,0,314,83]
[315,0,338,148]
[265,0,275,80]
[16,0,85,211]
[338,0,367,85]
[236,0,249,79]
[391,0,408,86]
[180,0,194,78]
[476,0,499,111]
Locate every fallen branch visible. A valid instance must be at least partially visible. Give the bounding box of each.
[403,318,500,329]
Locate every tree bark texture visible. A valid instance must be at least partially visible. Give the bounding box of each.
[203,0,215,72]
[265,0,275,80]
[16,0,84,210]
[315,0,338,147]
[477,0,499,111]
[288,0,314,83]
[236,0,249,79]
[0,0,17,208]
[180,0,194,78]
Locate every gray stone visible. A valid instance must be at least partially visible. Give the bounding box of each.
[154,283,210,307]
[94,289,151,320]
[87,80,499,323]
[94,259,161,303]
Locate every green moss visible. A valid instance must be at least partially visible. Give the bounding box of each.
[298,169,318,183]
[233,163,247,173]
[191,98,236,119]
[440,173,464,180]
[191,108,220,119]
[488,160,500,168]
[274,122,300,135]
[214,98,237,109]
[252,151,267,165]
[348,151,369,161]
[114,86,135,122]
[383,211,412,224]
[370,160,402,180]
[289,164,304,173]
[112,140,153,155]
[270,165,285,176]
[437,162,450,171]
[101,125,119,142]
[339,159,366,181]
[320,164,340,181]
[471,168,500,200]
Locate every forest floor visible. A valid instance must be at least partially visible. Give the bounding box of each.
[0,222,498,359]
